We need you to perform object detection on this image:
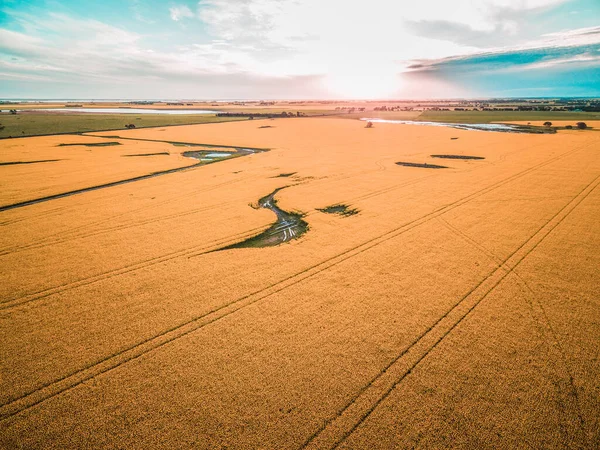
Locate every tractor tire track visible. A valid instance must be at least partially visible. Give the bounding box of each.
[301,173,599,450]
[0,143,590,421]
[0,222,271,310]
[1,141,588,310]
[437,215,586,447]
[0,170,265,254]
[0,199,240,257]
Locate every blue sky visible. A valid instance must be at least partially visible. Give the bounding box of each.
[0,0,599,99]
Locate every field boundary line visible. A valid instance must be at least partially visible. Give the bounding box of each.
[301,173,600,450]
[0,143,591,421]
[0,162,200,213]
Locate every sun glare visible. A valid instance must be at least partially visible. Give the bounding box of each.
[326,71,401,99]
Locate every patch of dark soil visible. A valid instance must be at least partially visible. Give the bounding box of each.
[217,188,308,250]
[396,161,448,169]
[122,152,170,157]
[57,142,121,147]
[318,204,359,217]
[272,172,297,178]
[451,137,459,140]
[259,125,274,128]
[0,159,61,166]
[430,154,484,160]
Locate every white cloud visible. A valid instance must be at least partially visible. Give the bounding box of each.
[169,5,194,21]
[0,0,592,99]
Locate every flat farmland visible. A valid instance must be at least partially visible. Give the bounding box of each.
[1,118,599,449]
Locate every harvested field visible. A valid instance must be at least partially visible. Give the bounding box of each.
[1,118,599,449]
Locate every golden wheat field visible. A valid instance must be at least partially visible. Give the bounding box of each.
[1,118,599,449]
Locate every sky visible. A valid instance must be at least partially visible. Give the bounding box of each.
[0,0,599,99]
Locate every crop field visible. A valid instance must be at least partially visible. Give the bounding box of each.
[1,118,599,448]
[0,134,255,207]
[0,113,245,139]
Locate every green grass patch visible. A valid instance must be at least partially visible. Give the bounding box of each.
[0,113,245,138]
[419,110,600,124]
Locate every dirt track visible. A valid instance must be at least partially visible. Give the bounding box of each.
[1,118,599,449]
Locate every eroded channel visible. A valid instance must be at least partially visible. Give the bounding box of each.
[0,143,267,212]
[218,187,308,250]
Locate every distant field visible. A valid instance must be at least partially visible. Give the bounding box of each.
[342,110,422,121]
[338,109,600,124]
[3,109,597,139]
[0,113,244,138]
[419,110,600,124]
[0,109,340,138]
[218,108,337,115]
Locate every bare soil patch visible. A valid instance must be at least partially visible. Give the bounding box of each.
[57,142,121,147]
[0,159,61,166]
[396,161,448,169]
[317,204,359,217]
[272,172,297,178]
[122,152,170,157]
[431,155,485,160]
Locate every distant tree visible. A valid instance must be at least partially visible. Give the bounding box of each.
[576,122,588,129]
[9,109,17,115]
[543,121,552,127]
[565,125,573,129]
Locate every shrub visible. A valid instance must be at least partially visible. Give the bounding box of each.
[543,121,552,127]
[576,122,588,129]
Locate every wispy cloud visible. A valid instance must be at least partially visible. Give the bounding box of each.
[0,10,327,98]
[1,0,598,98]
[169,5,194,22]
[406,26,600,72]
[128,0,155,24]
